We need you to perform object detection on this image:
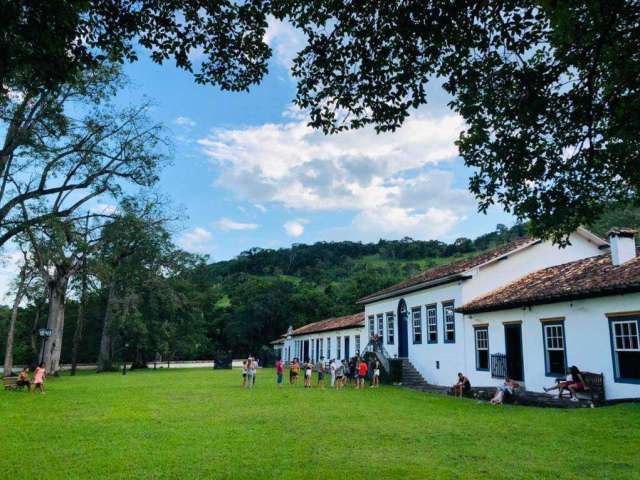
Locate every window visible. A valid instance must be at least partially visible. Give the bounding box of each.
[610,317,640,382]
[355,335,361,354]
[474,326,489,371]
[326,337,331,359]
[443,301,455,343]
[543,321,566,376]
[377,314,384,339]
[412,307,422,344]
[368,315,375,338]
[337,336,342,360]
[386,312,395,345]
[426,304,438,343]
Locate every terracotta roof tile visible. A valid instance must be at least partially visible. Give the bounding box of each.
[458,251,640,314]
[357,237,537,303]
[290,312,365,336]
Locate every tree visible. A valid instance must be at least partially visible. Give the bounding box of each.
[276,1,640,242]
[1,1,270,100]
[0,64,165,249]
[2,249,34,376]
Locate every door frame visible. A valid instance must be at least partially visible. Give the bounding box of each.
[504,322,524,382]
[398,299,409,358]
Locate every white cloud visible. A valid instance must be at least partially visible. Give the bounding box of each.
[175,116,197,128]
[254,204,267,213]
[215,217,259,231]
[176,227,213,254]
[264,16,306,72]
[90,203,118,215]
[284,219,308,237]
[198,107,471,240]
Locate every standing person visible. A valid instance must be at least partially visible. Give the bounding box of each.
[357,359,368,389]
[245,357,255,389]
[335,361,345,389]
[329,359,336,388]
[31,363,45,394]
[252,358,259,386]
[349,357,357,386]
[275,358,285,388]
[317,358,326,389]
[241,360,248,387]
[16,367,31,391]
[291,359,300,385]
[304,361,314,388]
[371,360,381,388]
[289,358,296,385]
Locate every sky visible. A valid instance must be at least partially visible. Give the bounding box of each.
[0,18,515,300]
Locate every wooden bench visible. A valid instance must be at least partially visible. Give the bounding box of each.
[3,376,21,391]
[560,372,605,404]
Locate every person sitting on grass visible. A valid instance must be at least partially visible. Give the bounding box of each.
[31,363,45,394]
[317,358,325,389]
[304,361,314,388]
[543,365,587,402]
[371,360,381,388]
[452,372,471,398]
[357,359,368,389]
[490,377,517,405]
[16,367,31,391]
[275,358,284,388]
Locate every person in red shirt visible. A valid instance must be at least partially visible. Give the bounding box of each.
[275,359,284,388]
[357,360,368,389]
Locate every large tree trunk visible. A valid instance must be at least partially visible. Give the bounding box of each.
[97,284,116,372]
[70,266,88,376]
[42,277,69,374]
[30,304,41,363]
[2,267,28,377]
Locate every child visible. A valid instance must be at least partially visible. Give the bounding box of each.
[241,360,248,387]
[291,359,300,385]
[31,363,45,394]
[317,358,325,389]
[16,367,31,391]
[275,359,284,388]
[335,361,345,389]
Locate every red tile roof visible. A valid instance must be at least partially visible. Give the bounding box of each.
[270,337,285,345]
[458,251,640,314]
[357,237,538,304]
[290,312,365,336]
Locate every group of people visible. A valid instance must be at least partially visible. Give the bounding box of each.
[241,357,259,388]
[271,355,381,390]
[12,363,46,393]
[452,364,588,405]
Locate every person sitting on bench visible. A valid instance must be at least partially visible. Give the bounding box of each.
[543,365,587,402]
[490,377,517,405]
[16,367,31,390]
[452,372,471,398]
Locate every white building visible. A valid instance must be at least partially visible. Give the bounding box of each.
[356,228,607,387]
[279,313,364,364]
[458,228,640,400]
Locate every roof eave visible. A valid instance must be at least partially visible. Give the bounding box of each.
[290,322,366,337]
[357,273,471,305]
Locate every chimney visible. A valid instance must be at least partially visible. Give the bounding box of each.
[607,228,637,266]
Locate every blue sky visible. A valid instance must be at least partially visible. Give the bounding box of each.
[110,19,514,261]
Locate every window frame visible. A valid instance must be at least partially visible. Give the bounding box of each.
[541,319,567,377]
[376,313,384,339]
[474,325,489,371]
[443,301,456,343]
[426,303,438,344]
[411,306,422,344]
[368,315,375,339]
[608,316,640,384]
[386,312,395,345]
[355,335,361,354]
[326,337,331,360]
[336,335,342,360]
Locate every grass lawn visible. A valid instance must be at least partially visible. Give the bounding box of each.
[1,368,639,479]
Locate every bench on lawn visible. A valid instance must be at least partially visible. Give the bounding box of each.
[3,376,25,391]
[559,371,605,404]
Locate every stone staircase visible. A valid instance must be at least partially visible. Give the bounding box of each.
[398,358,450,395]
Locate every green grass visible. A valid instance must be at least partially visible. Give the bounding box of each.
[1,369,639,479]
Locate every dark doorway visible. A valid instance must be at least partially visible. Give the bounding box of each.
[303,340,309,362]
[504,324,524,381]
[398,299,409,358]
[316,339,320,362]
[344,336,350,360]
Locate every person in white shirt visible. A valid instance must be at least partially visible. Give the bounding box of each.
[329,359,336,387]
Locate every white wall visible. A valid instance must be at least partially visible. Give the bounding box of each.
[285,327,365,363]
[464,293,640,400]
[363,233,605,387]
